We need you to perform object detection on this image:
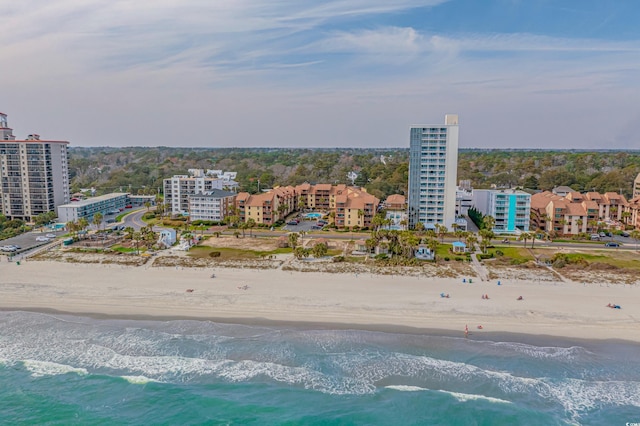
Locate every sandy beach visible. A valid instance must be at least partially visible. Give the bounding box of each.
[1,258,639,342]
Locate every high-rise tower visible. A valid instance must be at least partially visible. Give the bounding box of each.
[407,114,459,230]
[0,113,70,221]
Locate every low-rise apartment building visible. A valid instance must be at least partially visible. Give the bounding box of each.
[530,190,628,235]
[188,189,236,222]
[57,193,129,223]
[236,186,296,226]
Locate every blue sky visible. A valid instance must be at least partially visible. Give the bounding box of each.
[2,0,639,149]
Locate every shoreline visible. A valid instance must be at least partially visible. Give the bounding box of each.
[3,306,640,351]
[2,259,639,344]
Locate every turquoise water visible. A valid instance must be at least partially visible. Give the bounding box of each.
[304,212,322,219]
[1,311,640,425]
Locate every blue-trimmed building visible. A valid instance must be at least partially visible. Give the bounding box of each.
[472,189,531,233]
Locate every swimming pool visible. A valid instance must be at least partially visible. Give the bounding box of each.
[304,212,323,219]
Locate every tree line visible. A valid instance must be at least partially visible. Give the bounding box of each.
[68,147,640,200]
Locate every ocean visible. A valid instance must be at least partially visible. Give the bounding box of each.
[1,311,639,425]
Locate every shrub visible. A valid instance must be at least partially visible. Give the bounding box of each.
[444,257,450,261]
[494,250,504,257]
[209,251,221,258]
[455,257,463,261]
[332,255,345,263]
[142,213,156,220]
[374,253,388,260]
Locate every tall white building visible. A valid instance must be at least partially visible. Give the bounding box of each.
[0,113,70,221]
[407,114,459,229]
[163,169,238,216]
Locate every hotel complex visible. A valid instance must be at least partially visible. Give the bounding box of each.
[0,113,70,222]
[407,114,459,230]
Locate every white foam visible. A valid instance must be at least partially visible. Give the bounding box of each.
[491,342,589,360]
[121,375,158,385]
[23,360,88,378]
[439,390,512,404]
[385,385,428,392]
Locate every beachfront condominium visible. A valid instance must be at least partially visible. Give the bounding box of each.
[0,113,70,222]
[472,189,531,233]
[407,114,459,230]
[163,169,238,216]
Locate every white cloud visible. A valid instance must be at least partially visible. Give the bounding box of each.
[2,0,640,149]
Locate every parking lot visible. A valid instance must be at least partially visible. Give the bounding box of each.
[282,216,329,232]
[0,228,67,257]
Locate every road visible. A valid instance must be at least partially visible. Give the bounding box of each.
[120,208,148,230]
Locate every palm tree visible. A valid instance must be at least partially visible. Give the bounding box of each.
[519,232,531,248]
[124,226,135,241]
[311,242,328,258]
[621,211,631,225]
[465,233,478,252]
[144,201,152,212]
[483,215,496,231]
[246,218,256,237]
[435,224,448,243]
[92,212,103,233]
[132,231,142,255]
[478,229,493,253]
[576,219,583,233]
[78,217,89,239]
[426,238,439,260]
[357,209,365,227]
[288,232,299,249]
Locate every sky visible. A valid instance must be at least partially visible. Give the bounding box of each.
[2,0,640,149]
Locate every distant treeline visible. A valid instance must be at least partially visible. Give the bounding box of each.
[68,147,640,200]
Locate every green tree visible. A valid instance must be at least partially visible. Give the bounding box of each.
[288,232,299,249]
[311,242,328,258]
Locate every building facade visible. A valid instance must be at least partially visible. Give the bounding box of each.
[57,193,128,223]
[163,169,238,216]
[530,190,629,235]
[408,114,459,230]
[472,189,531,233]
[188,189,236,222]
[0,113,70,222]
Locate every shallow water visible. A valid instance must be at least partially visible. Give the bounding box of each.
[1,311,639,425]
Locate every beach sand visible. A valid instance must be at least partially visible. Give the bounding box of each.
[1,258,639,342]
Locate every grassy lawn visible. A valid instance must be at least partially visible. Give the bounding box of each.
[110,245,137,253]
[563,251,640,269]
[188,245,292,260]
[492,246,532,261]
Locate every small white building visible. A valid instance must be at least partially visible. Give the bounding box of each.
[158,229,177,247]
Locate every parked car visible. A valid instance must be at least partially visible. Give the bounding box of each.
[125,205,133,209]
[287,220,299,226]
[605,242,620,247]
[590,234,600,241]
[621,231,630,237]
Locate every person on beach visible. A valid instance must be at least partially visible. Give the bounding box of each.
[465,324,468,337]
[517,296,523,301]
